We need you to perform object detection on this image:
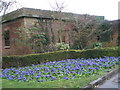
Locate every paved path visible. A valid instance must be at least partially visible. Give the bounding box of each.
[96,72,120,89]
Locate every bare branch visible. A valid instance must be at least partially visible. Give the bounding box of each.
[49,0,66,12]
[0,0,18,15]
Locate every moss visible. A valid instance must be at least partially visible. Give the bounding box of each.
[2,47,120,68]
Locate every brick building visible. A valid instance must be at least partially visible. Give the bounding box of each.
[110,20,120,46]
[99,20,120,47]
[1,8,118,56]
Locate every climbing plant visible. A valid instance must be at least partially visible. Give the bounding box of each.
[15,19,50,53]
[98,20,112,42]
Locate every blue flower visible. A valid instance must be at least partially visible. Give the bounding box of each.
[65,69,70,74]
[71,71,76,73]
[32,64,35,66]
[57,68,61,70]
[8,76,14,80]
[74,76,76,79]
[18,76,23,80]
[52,76,57,80]
[78,72,81,74]
[23,77,27,81]
[35,68,40,71]
[29,78,32,80]
[94,67,100,70]
[36,76,40,79]
[57,71,61,74]
[39,80,44,82]
[38,72,42,74]
[86,72,91,74]
[103,64,107,67]
[45,75,51,77]
[51,71,55,74]
[63,77,69,80]
[75,66,80,70]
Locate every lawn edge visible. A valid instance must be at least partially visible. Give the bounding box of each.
[83,67,119,90]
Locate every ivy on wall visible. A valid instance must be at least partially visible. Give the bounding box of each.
[118,32,120,46]
[100,31,111,42]
[50,20,55,43]
[99,20,112,42]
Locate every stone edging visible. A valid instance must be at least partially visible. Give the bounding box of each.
[83,68,119,90]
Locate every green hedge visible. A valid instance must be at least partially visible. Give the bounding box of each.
[2,47,120,68]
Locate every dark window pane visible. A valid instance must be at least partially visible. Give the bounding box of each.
[4,30,10,46]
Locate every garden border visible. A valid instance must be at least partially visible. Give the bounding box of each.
[2,47,120,68]
[83,68,119,89]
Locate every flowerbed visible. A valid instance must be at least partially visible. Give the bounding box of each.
[2,56,119,83]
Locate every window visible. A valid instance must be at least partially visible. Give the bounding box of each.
[97,36,100,41]
[4,30,10,47]
[62,35,66,43]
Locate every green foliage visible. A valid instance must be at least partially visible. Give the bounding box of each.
[2,47,120,68]
[79,47,119,59]
[28,26,50,53]
[100,31,111,42]
[15,21,50,53]
[93,42,103,49]
[98,20,111,32]
[98,20,112,42]
[29,26,50,45]
[56,42,70,50]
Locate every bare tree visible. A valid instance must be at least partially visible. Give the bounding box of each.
[0,0,18,15]
[71,16,102,49]
[50,0,66,12]
[50,0,66,43]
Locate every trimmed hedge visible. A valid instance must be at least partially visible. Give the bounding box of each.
[2,47,120,68]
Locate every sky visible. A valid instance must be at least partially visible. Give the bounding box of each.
[5,0,120,20]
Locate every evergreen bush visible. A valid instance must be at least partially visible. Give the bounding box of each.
[2,47,119,68]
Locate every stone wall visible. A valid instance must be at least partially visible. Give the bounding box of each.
[2,18,24,56]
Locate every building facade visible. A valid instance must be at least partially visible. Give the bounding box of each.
[1,8,118,56]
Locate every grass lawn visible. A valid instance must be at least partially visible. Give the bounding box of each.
[2,68,117,88]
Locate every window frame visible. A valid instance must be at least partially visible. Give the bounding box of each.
[4,30,10,49]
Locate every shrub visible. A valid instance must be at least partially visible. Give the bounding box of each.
[2,47,120,68]
[56,42,70,50]
[93,42,102,49]
[2,50,76,68]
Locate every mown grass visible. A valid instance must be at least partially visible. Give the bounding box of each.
[2,68,117,88]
